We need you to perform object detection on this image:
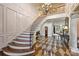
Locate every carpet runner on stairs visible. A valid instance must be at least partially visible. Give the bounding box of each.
[2,32,35,56]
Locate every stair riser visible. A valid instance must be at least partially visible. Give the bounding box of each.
[8,45,31,49]
[21,33,33,35]
[14,40,32,42]
[13,41,32,44]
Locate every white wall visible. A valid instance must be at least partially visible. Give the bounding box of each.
[0,4,38,50]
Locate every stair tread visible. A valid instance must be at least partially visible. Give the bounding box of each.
[17,36,31,38]
[3,47,34,53]
[9,42,31,47]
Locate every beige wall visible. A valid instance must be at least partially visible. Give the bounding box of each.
[0,4,38,50]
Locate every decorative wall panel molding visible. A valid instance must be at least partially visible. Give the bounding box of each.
[0,5,3,35]
[6,8,16,35]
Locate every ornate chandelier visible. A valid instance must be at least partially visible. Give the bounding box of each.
[39,3,52,15]
[38,3,65,16]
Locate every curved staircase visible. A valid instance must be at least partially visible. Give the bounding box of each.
[2,32,35,56]
[2,15,46,56]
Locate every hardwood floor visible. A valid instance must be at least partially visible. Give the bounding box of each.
[33,36,71,56]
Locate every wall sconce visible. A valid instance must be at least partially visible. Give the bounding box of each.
[63,25,69,34]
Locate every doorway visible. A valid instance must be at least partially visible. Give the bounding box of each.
[45,26,48,38]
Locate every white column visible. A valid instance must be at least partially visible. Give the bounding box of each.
[70,18,78,51]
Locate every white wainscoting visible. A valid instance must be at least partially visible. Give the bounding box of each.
[0,36,3,49]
